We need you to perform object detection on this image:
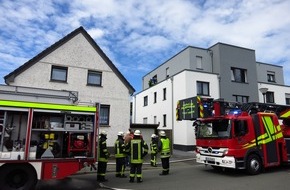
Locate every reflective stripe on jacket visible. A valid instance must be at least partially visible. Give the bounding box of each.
[115,138,126,158]
[128,139,148,164]
[98,137,109,162]
[160,138,170,158]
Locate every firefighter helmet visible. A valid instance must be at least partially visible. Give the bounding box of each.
[159,131,166,137]
[151,134,157,138]
[100,130,107,136]
[118,131,124,136]
[134,130,141,136]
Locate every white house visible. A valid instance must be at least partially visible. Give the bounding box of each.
[132,43,290,151]
[4,27,135,147]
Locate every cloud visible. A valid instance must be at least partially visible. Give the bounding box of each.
[0,0,289,91]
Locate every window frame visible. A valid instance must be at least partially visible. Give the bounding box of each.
[231,67,248,83]
[163,114,167,127]
[144,96,148,106]
[233,95,249,103]
[50,65,68,82]
[267,71,276,83]
[163,88,167,100]
[197,81,210,96]
[100,105,110,126]
[87,70,102,86]
[266,91,275,103]
[154,92,157,103]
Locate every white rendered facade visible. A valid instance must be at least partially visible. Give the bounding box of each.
[4,27,134,147]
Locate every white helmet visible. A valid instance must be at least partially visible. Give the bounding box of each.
[134,130,141,136]
[118,131,124,136]
[159,131,166,137]
[151,134,157,138]
[100,130,107,136]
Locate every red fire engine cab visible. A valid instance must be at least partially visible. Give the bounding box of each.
[0,85,99,190]
[195,98,290,174]
[177,96,290,175]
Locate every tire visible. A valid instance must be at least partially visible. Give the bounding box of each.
[246,154,262,175]
[0,164,37,190]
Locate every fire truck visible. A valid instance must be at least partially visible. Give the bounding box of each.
[177,96,290,174]
[0,85,99,190]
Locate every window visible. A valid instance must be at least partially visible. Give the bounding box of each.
[286,94,290,105]
[197,81,209,96]
[163,114,167,127]
[231,67,247,83]
[166,67,169,78]
[143,117,148,124]
[196,56,202,69]
[234,120,248,137]
[144,96,148,106]
[233,95,249,103]
[100,105,110,125]
[51,66,68,82]
[267,71,275,82]
[87,70,102,86]
[266,91,274,103]
[154,116,157,124]
[154,92,157,103]
[163,88,167,100]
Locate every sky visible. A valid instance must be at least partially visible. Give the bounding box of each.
[0,0,290,93]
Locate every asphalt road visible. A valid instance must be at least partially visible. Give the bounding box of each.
[36,160,290,190]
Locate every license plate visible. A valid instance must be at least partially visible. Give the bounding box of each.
[205,157,215,162]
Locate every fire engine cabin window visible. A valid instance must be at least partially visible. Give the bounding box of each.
[197,119,231,138]
[231,67,247,83]
[87,70,102,86]
[100,105,110,125]
[234,120,248,137]
[197,81,209,96]
[51,66,68,82]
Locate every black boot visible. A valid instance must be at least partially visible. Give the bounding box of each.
[129,177,134,183]
[137,177,143,183]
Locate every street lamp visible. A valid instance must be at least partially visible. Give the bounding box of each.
[259,88,268,103]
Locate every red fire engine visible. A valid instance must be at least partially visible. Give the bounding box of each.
[177,96,290,174]
[0,85,99,190]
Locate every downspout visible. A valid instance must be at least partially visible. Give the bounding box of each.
[170,76,174,151]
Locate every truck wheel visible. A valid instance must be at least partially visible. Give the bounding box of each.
[0,164,37,190]
[246,154,261,175]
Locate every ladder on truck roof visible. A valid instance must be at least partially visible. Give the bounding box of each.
[0,84,78,105]
[240,102,290,118]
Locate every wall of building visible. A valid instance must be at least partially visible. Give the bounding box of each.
[258,83,290,104]
[172,70,219,150]
[134,69,219,150]
[7,33,131,146]
[210,43,259,102]
[256,62,284,85]
[142,48,191,90]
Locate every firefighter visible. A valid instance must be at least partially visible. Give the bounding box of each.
[97,130,110,182]
[150,134,158,167]
[158,130,171,175]
[115,131,127,178]
[126,130,148,183]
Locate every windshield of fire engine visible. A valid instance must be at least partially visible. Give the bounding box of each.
[196,119,231,139]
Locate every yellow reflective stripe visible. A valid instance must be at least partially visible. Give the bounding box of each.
[281,110,290,118]
[0,100,96,112]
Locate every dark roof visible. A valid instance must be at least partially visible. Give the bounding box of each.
[4,26,135,94]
